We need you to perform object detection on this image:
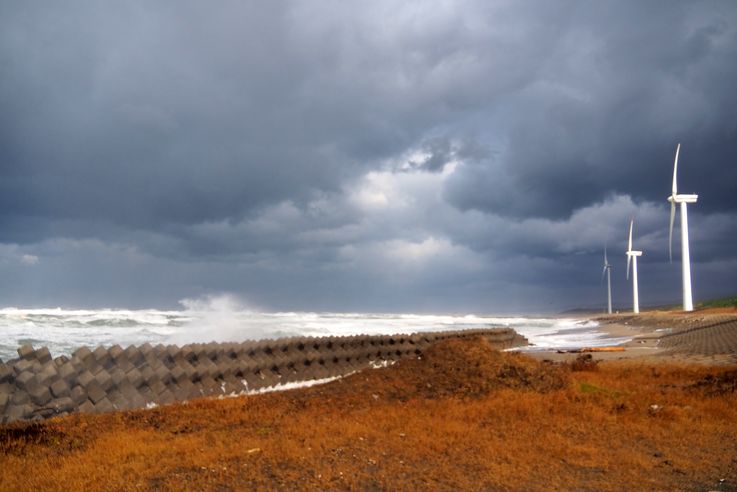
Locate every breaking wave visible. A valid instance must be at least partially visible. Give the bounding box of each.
[0,295,627,360]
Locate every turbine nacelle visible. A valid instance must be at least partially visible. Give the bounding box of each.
[667,194,698,204]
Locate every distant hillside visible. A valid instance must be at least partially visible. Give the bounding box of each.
[560,295,737,315]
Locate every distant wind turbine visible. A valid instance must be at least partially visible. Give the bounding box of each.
[626,219,643,314]
[602,246,613,314]
[667,143,698,312]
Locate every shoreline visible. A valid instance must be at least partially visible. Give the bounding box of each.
[527,309,737,365]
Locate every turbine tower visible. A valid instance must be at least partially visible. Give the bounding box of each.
[602,247,613,314]
[668,143,698,312]
[626,219,643,314]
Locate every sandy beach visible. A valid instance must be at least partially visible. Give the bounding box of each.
[528,309,737,366]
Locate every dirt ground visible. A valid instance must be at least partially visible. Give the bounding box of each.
[2,337,737,491]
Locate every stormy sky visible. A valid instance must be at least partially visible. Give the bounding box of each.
[1,1,736,313]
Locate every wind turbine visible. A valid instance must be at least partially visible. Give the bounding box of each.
[668,143,698,312]
[602,246,613,314]
[626,219,643,314]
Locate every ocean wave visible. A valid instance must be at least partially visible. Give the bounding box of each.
[0,307,621,361]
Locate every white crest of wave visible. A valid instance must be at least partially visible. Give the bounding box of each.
[170,293,266,345]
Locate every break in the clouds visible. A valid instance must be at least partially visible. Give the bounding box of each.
[1,1,736,312]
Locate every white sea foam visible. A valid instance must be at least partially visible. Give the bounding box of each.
[0,296,628,360]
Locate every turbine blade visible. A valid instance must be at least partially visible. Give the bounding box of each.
[627,254,631,280]
[604,245,608,265]
[628,219,634,252]
[669,201,676,262]
[602,265,607,283]
[672,143,680,196]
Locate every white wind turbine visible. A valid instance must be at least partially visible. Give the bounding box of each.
[602,246,613,314]
[668,143,698,312]
[626,219,643,314]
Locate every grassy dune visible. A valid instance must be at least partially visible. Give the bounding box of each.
[1,338,736,491]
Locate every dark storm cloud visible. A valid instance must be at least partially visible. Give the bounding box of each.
[1,1,736,311]
[445,2,737,219]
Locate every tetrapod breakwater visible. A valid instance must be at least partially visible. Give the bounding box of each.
[0,327,527,424]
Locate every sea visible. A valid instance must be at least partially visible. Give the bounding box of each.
[0,304,630,362]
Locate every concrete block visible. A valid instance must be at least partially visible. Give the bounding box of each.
[0,363,12,384]
[138,386,155,403]
[182,346,199,364]
[116,384,136,407]
[13,359,34,374]
[78,400,95,413]
[109,368,127,389]
[260,370,280,388]
[196,359,214,378]
[49,396,75,413]
[209,362,225,380]
[175,359,193,378]
[11,390,31,405]
[141,366,158,386]
[154,365,173,385]
[144,350,162,369]
[95,370,114,392]
[166,345,180,361]
[170,366,186,384]
[36,362,60,385]
[149,379,166,397]
[77,370,95,389]
[50,379,70,399]
[123,345,144,367]
[139,342,153,354]
[176,379,197,400]
[34,347,53,364]
[127,392,146,410]
[187,366,205,384]
[94,397,114,414]
[54,354,71,366]
[5,403,33,422]
[70,385,87,405]
[171,383,190,401]
[205,343,222,361]
[221,381,240,394]
[30,385,52,406]
[106,390,126,410]
[230,364,246,379]
[241,372,263,391]
[139,343,156,366]
[158,389,176,405]
[126,367,144,388]
[116,357,135,374]
[88,360,105,375]
[89,343,110,363]
[57,361,77,384]
[108,344,124,361]
[280,368,300,384]
[15,371,37,391]
[73,346,94,364]
[0,381,13,394]
[86,381,106,404]
[17,344,36,361]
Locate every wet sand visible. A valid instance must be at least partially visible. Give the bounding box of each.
[528,309,737,366]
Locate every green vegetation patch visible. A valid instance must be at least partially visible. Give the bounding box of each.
[697,296,737,309]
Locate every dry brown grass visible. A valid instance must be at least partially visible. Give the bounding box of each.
[2,338,736,491]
